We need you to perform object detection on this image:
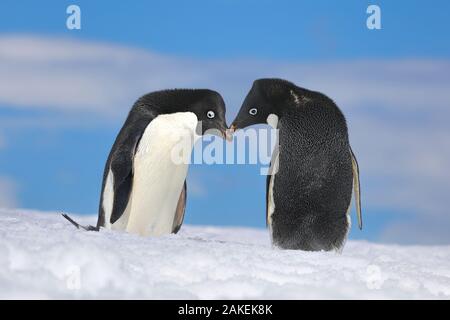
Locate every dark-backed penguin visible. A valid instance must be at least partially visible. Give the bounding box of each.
[63,89,228,236]
[229,78,362,251]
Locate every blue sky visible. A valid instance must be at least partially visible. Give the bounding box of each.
[1,1,450,244]
[2,0,450,59]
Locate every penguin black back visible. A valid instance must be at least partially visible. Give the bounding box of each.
[274,90,353,250]
[231,79,361,251]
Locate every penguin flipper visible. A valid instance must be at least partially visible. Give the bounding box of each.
[109,162,134,225]
[350,147,362,230]
[172,181,187,234]
[62,213,99,231]
[96,110,155,228]
[108,126,146,225]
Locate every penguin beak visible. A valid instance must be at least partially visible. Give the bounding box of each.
[214,121,232,142]
[224,127,234,142]
[225,124,236,142]
[216,123,232,141]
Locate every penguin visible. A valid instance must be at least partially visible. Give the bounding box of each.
[63,89,228,236]
[229,78,362,251]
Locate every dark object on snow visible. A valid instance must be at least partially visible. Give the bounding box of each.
[61,213,99,231]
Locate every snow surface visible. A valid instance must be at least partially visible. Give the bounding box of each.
[1,208,450,299]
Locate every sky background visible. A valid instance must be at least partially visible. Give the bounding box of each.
[1,0,449,244]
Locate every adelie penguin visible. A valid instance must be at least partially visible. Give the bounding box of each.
[230,78,362,251]
[63,89,229,236]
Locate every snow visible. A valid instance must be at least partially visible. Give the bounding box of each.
[1,208,450,299]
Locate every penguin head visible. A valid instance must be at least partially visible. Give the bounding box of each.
[230,78,296,131]
[188,90,229,140]
[138,89,229,140]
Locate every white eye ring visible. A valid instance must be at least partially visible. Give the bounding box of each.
[206,110,215,119]
[249,108,258,115]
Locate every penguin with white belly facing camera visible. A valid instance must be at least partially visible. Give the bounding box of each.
[63,89,229,236]
[229,78,362,251]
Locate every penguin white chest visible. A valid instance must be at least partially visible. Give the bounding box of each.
[266,114,279,237]
[120,112,198,236]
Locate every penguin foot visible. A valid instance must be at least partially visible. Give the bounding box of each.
[61,213,99,231]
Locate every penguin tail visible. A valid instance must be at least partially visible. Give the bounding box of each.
[61,213,99,231]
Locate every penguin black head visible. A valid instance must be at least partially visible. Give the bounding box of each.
[186,89,229,139]
[138,89,229,139]
[230,78,300,131]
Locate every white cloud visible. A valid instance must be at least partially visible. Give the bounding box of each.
[1,34,450,243]
[1,34,449,118]
[0,177,19,208]
[350,116,450,216]
[380,217,450,245]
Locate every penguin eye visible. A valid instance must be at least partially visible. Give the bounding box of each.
[206,110,215,119]
[249,108,258,116]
